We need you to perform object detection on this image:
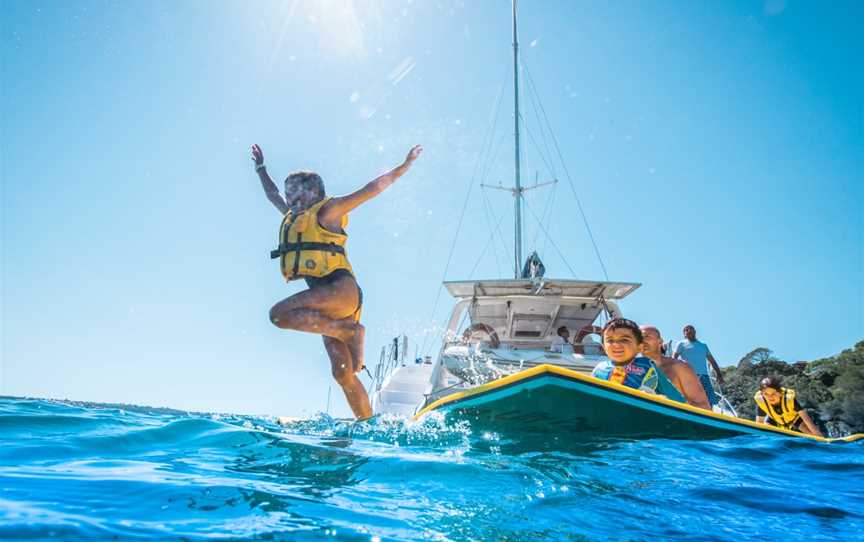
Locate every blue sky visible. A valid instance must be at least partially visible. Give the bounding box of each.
[2,0,861,417]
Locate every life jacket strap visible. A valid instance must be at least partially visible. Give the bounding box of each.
[270,242,346,259]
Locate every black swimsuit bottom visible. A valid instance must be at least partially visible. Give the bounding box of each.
[304,269,363,311]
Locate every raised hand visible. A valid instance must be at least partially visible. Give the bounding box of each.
[251,144,264,166]
[405,144,423,164]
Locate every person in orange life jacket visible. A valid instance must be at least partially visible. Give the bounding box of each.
[639,325,710,410]
[755,377,823,437]
[251,143,423,420]
[592,319,659,392]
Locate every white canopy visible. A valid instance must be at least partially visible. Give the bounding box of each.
[443,279,640,300]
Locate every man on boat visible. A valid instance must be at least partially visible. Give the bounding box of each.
[755,377,823,437]
[592,319,659,393]
[251,143,423,420]
[551,326,573,353]
[673,325,725,406]
[639,325,710,410]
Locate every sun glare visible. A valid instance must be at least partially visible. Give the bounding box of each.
[305,0,368,57]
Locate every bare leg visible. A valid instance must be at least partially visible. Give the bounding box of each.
[269,276,369,417]
[269,278,363,346]
[323,336,372,419]
[345,324,365,374]
[273,306,362,342]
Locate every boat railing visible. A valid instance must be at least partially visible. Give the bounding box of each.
[370,335,410,394]
[708,367,738,417]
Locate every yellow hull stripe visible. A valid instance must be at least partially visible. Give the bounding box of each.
[413,363,864,444]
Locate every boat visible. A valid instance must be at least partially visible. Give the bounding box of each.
[368,2,863,444]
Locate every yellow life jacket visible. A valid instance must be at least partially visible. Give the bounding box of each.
[270,197,353,281]
[754,388,800,429]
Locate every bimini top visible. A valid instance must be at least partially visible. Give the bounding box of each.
[443,279,641,300]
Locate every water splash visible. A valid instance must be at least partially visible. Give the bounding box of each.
[1,397,862,541]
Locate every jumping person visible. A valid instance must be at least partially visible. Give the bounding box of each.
[251,143,423,419]
[754,377,823,437]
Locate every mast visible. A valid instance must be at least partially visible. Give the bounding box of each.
[512,0,523,278]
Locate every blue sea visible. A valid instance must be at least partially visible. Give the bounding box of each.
[1,397,862,541]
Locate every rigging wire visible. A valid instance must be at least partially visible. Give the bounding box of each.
[532,177,557,248]
[524,64,557,179]
[522,59,609,280]
[481,133,511,186]
[519,109,555,177]
[541,181,557,258]
[417,167,473,356]
[518,112,558,187]
[469,208,508,278]
[419,73,508,356]
[478,185,504,276]
[523,197,578,278]
[481,185,513,269]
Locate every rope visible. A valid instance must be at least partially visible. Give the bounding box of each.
[523,60,609,280]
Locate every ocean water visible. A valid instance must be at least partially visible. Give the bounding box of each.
[1,397,862,541]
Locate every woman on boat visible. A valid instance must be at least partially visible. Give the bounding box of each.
[754,377,823,437]
[251,143,423,420]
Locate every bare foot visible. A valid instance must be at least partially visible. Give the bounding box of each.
[344,323,365,374]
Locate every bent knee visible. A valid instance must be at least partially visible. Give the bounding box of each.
[331,362,354,385]
[268,306,283,327]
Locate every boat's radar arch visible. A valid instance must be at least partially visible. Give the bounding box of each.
[443,279,640,301]
[442,290,625,350]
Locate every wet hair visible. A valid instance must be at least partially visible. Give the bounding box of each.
[284,170,325,199]
[602,318,643,343]
[759,377,782,392]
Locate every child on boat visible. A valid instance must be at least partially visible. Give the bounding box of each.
[592,318,659,393]
[251,143,423,419]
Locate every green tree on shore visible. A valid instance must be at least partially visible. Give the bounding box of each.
[720,340,864,436]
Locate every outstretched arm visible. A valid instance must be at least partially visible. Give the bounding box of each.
[251,144,288,215]
[320,145,422,222]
